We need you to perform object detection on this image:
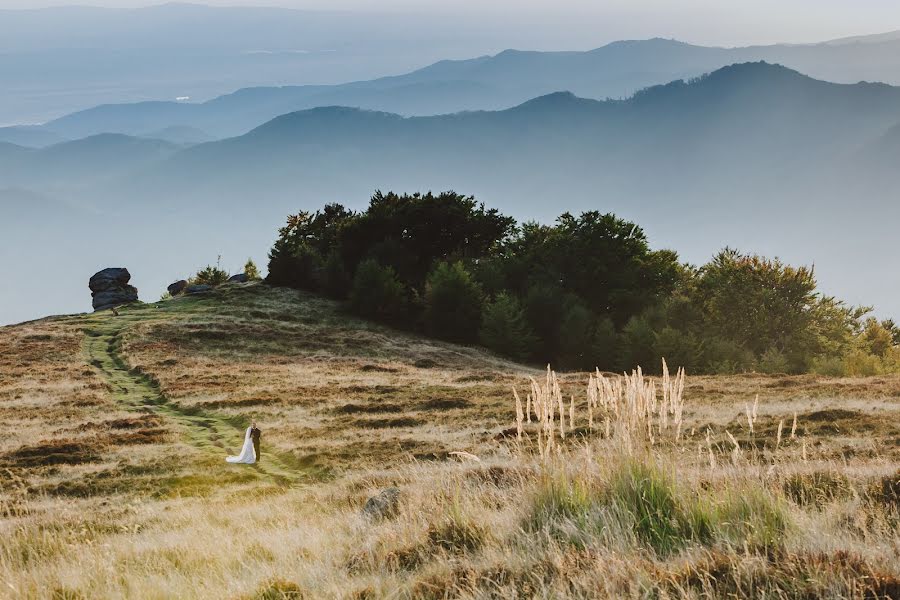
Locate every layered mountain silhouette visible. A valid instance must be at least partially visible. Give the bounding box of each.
[33,34,900,140]
[0,3,517,125]
[0,126,67,148]
[13,63,900,201]
[2,62,900,324]
[0,134,178,188]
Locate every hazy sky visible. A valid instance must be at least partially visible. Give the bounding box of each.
[1,1,899,47]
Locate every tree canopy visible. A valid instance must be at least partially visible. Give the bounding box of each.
[267,191,896,375]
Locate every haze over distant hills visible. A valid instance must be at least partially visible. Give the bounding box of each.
[10,32,900,143]
[2,61,899,325]
[0,2,540,127]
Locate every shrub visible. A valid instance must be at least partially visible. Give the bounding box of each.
[809,354,845,376]
[757,347,790,374]
[862,317,895,357]
[702,337,756,374]
[843,350,883,376]
[191,265,229,286]
[243,259,261,281]
[883,347,900,374]
[349,259,408,324]
[479,293,536,361]
[423,262,483,343]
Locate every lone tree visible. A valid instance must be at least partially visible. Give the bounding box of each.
[244,259,261,281]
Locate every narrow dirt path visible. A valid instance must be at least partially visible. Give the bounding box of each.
[81,313,308,486]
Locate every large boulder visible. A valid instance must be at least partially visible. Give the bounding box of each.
[227,273,249,284]
[89,268,131,293]
[89,268,138,311]
[167,280,188,296]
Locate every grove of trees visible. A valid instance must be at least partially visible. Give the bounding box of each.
[267,191,900,375]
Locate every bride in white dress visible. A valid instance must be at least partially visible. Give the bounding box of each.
[226,426,256,464]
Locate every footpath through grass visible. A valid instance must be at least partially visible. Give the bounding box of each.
[79,303,312,486]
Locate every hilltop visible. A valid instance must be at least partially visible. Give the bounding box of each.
[1,283,898,597]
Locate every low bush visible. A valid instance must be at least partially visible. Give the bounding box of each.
[191,265,230,286]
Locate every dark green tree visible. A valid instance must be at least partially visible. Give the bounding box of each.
[523,284,567,362]
[556,299,598,370]
[592,317,619,371]
[479,293,536,361]
[696,248,834,371]
[320,250,351,299]
[340,191,515,288]
[424,261,484,343]
[618,316,657,372]
[349,259,408,325]
[267,206,355,288]
[507,212,680,327]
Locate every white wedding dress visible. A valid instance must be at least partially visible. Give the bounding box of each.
[226,426,256,464]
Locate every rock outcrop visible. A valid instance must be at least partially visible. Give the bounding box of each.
[89,268,138,311]
[227,273,249,283]
[167,280,188,296]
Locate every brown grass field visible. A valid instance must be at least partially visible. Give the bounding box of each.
[1,283,898,599]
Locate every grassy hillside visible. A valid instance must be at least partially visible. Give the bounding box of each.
[1,284,898,598]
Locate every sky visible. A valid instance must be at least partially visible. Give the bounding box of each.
[0,1,899,47]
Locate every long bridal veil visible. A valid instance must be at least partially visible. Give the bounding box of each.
[226,426,256,464]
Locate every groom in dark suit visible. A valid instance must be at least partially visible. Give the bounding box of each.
[250,422,262,463]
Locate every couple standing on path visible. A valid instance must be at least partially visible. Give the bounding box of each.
[226,422,262,464]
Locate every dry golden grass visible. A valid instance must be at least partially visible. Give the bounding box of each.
[1,283,898,598]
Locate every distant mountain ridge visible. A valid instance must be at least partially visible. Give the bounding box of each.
[9,62,900,197]
[3,62,900,326]
[30,33,900,141]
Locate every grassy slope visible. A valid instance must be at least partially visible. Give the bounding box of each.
[0,283,898,598]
